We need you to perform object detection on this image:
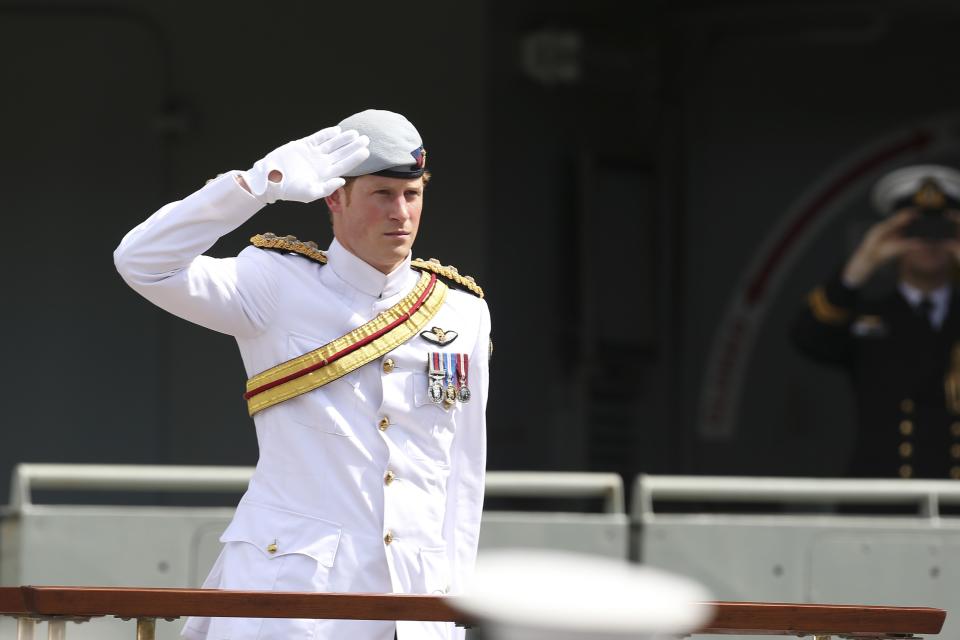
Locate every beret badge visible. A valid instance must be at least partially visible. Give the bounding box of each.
[412,146,427,170]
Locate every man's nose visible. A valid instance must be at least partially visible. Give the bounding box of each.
[388,198,411,221]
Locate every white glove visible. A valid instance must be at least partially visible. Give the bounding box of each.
[241,127,370,205]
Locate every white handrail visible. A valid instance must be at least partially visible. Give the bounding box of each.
[485,471,625,513]
[632,474,960,519]
[9,464,254,511]
[8,464,625,514]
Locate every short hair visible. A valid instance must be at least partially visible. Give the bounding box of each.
[328,171,432,222]
[342,170,431,206]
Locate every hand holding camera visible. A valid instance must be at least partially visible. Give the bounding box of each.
[843,209,928,287]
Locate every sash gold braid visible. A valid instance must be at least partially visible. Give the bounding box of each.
[245,272,448,416]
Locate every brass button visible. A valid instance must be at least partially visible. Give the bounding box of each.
[378,417,390,431]
[384,470,396,485]
[952,466,960,480]
[383,358,395,374]
[951,444,960,459]
[899,464,913,479]
[899,442,913,458]
[952,422,960,438]
[384,531,394,545]
[267,541,278,554]
[899,420,914,436]
[900,398,915,413]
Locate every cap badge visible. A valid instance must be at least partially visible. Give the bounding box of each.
[411,146,427,170]
[421,326,458,346]
[914,179,947,210]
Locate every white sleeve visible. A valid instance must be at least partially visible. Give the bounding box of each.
[114,171,279,338]
[444,299,491,593]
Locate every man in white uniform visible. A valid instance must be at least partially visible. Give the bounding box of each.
[114,110,491,640]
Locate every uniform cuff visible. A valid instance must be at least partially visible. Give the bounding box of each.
[824,271,859,308]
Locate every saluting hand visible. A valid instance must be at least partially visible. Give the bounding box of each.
[240,127,370,205]
[842,209,926,287]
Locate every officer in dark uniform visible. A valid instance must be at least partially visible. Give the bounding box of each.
[793,165,960,479]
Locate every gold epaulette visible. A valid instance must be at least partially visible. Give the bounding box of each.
[250,233,328,265]
[807,286,850,325]
[412,258,484,298]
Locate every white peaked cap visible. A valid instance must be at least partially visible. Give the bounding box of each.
[455,550,714,640]
[871,164,960,215]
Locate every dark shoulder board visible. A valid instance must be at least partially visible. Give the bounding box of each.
[412,258,484,298]
[250,233,328,265]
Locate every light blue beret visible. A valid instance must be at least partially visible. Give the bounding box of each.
[338,109,426,178]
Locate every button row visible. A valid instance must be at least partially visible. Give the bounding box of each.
[900,465,960,479]
[896,421,960,438]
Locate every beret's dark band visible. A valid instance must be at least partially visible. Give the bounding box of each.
[372,167,426,179]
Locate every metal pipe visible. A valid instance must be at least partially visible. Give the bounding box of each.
[16,617,35,640]
[485,472,625,513]
[136,618,156,640]
[9,464,255,510]
[47,620,65,640]
[633,474,960,517]
[9,465,626,514]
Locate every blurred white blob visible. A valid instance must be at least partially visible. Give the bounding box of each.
[456,550,714,640]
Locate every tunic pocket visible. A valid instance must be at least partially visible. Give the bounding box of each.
[418,545,451,595]
[404,373,455,468]
[219,502,342,579]
[209,503,343,638]
[273,330,360,436]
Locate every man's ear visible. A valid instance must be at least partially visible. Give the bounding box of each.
[325,187,345,214]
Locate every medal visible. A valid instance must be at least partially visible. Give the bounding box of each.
[428,352,445,404]
[457,353,471,403]
[443,352,458,407]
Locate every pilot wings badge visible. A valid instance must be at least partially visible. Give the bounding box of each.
[421,326,458,346]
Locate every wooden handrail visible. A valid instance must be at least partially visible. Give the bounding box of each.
[0,586,947,637]
[703,601,945,636]
[0,586,27,615]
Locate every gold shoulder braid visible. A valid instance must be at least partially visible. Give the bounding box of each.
[250,233,328,265]
[249,236,483,297]
[412,258,484,298]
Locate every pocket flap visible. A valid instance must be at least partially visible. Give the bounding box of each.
[221,502,342,567]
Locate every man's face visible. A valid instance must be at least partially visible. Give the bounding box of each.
[327,175,424,274]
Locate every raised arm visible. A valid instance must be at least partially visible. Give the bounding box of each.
[114,127,369,337]
[791,210,920,366]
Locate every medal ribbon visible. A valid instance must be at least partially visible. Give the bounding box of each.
[445,352,457,393]
[458,353,469,389]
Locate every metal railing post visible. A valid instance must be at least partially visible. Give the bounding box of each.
[136,617,156,640]
[47,619,66,640]
[16,617,35,640]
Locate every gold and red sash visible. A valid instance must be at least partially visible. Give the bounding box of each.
[244,271,448,416]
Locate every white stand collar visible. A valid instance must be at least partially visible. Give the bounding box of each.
[326,238,415,299]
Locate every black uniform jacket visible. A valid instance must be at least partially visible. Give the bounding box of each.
[792,273,960,479]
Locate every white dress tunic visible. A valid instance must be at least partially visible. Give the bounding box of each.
[114,172,490,640]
